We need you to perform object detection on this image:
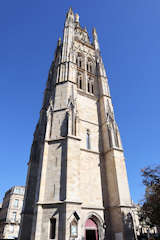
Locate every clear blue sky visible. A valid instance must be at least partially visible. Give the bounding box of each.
[0,0,160,203]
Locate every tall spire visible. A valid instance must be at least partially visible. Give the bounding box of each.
[67,7,73,16]
[65,7,74,26]
[92,27,100,51]
[62,7,75,62]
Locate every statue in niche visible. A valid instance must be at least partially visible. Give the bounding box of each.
[46,97,54,138]
[67,86,79,136]
[106,100,119,148]
[75,28,90,43]
[106,100,114,124]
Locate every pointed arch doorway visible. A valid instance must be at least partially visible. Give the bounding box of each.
[85,218,99,240]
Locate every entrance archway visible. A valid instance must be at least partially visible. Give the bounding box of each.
[85,218,98,240]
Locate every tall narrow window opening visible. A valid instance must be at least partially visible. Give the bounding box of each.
[70,220,78,237]
[77,73,83,90]
[90,65,92,73]
[14,199,19,208]
[76,53,83,68]
[91,84,94,94]
[79,78,82,89]
[87,78,94,94]
[87,58,94,74]
[50,218,56,239]
[12,212,16,222]
[88,82,90,92]
[87,64,89,71]
[86,130,91,150]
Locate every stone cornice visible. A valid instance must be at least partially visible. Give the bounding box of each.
[82,205,104,210]
[45,137,66,143]
[102,147,124,156]
[77,89,97,100]
[79,118,99,126]
[106,205,135,209]
[87,71,97,78]
[53,107,67,113]
[67,135,81,141]
[58,60,76,67]
[80,148,100,155]
[56,80,76,85]
[75,38,95,50]
[98,94,111,100]
[45,135,81,143]
[37,200,83,206]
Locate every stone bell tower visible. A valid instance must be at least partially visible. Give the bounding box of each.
[19,8,135,240]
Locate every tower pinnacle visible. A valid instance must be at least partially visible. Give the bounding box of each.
[66,7,74,18]
[75,13,79,23]
[65,7,74,26]
[92,27,100,50]
[57,37,61,46]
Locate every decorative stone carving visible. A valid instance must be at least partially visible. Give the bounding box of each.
[75,27,90,43]
[106,100,119,148]
[67,87,79,136]
[46,97,54,138]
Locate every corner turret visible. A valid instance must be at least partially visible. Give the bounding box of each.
[92,27,100,51]
[75,13,79,24]
[65,7,74,26]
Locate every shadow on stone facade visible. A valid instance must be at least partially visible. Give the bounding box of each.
[19,68,58,239]
[96,99,113,240]
[59,140,67,201]
[58,204,66,240]
[60,112,68,137]
[122,212,136,240]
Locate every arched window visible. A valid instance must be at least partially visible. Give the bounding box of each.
[86,130,91,150]
[86,58,93,73]
[87,77,94,94]
[76,53,83,68]
[87,63,89,71]
[79,77,82,89]
[90,65,92,73]
[50,218,56,239]
[70,220,78,237]
[88,82,90,92]
[77,73,83,90]
[91,83,94,94]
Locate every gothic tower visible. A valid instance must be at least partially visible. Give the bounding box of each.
[19,8,135,240]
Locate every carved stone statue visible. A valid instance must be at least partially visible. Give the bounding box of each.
[106,100,119,148]
[46,97,54,138]
[67,86,79,136]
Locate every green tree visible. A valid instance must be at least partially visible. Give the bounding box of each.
[140,165,160,228]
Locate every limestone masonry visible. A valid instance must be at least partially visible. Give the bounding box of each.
[18,8,135,240]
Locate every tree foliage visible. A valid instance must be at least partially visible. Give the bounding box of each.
[140,165,160,227]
